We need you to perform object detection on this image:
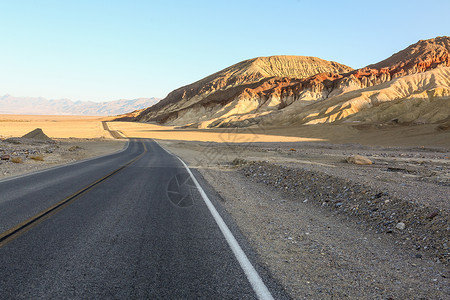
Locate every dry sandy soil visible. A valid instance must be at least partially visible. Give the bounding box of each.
[0,115,125,179]
[2,116,449,299]
[108,121,450,147]
[0,138,126,180]
[0,114,111,139]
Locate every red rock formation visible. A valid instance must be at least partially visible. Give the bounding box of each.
[368,36,450,76]
[134,56,352,123]
[267,36,450,108]
[128,36,450,127]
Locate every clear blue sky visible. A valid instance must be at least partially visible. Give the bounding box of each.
[0,0,448,102]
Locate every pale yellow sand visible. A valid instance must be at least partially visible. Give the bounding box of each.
[108,121,450,147]
[107,121,323,143]
[0,115,109,139]
[1,115,448,147]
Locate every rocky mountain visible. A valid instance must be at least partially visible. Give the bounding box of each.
[0,96,160,116]
[126,36,450,128]
[368,36,450,75]
[133,56,352,124]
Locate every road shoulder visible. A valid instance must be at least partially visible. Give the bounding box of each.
[161,139,450,299]
[0,138,126,180]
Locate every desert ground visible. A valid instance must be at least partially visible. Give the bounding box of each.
[1,116,449,299]
[107,120,450,147]
[0,115,125,179]
[0,114,111,138]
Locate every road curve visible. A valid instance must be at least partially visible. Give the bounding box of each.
[0,139,287,299]
[102,121,124,139]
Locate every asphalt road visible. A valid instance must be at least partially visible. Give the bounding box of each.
[0,139,287,299]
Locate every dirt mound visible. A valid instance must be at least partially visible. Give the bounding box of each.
[21,128,53,141]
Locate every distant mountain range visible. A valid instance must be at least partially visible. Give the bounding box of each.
[124,36,449,128]
[0,95,160,116]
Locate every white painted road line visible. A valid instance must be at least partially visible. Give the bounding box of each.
[155,140,275,300]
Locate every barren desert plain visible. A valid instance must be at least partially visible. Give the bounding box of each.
[1,114,449,298]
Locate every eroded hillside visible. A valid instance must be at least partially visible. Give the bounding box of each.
[127,36,450,128]
[133,56,352,124]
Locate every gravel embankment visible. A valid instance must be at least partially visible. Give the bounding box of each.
[239,160,449,265]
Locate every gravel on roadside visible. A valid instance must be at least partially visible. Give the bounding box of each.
[238,160,449,265]
[162,139,450,299]
[0,138,125,179]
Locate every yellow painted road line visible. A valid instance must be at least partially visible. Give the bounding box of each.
[0,141,147,248]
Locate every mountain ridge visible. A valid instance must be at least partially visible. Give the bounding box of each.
[135,55,353,123]
[0,95,161,116]
[368,36,450,75]
[124,36,450,128]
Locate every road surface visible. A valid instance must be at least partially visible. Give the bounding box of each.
[0,139,287,299]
